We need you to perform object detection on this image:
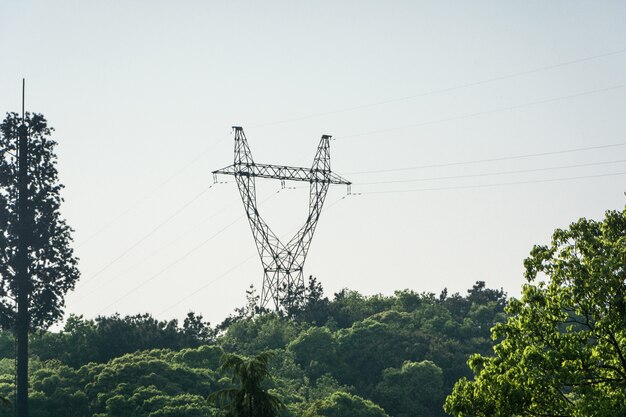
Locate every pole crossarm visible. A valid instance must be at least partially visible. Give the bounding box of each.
[212,126,350,309]
[213,162,351,186]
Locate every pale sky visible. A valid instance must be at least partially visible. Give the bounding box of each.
[1,1,625,327]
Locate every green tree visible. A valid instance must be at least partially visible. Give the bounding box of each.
[0,112,80,416]
[327,290,394,329]
[212,351,283,417]
[0,113,79,329]
[374,360,444,417]
[288,327,337,380]
[29,312,216,368]
[278,277,331,324]
[445,206,626,417]
[302,391,389,417]
[335,318,428,392]
[220,314,300,355]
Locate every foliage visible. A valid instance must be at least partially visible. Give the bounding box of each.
[374,360,444,417]
[0,347,220,417]
[444,206,626,417]
[219,313,300,355]
[211,351,283,417]
[26,312,215,367]
[0,280,508,416]
[0,112,80,330]
[288,327,336,380]
[301,391,389,417]
[279,277,331,324]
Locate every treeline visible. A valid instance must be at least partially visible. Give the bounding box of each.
[0,280,506,417]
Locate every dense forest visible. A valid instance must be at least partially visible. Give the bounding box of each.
[0,280,507,417]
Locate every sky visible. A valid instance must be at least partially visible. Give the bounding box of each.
[1,1,625,327]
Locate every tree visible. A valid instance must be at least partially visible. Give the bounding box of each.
[444,206,626,417]
[302,391,389,417]
[334,318,428,393]
[183,311,216,344]
[219,286,268,331]
[219,313,300,355]
[288,326,337,380]
[26,312,216,368]
[374,360,444,417]
[0,112,80,416]
[278,277,331,323]
[0,112,79,328]
[212,351,283,417]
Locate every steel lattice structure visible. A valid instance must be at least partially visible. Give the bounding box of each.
[213,126,351,309]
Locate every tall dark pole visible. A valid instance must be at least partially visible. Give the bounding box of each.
[16,78,29,417]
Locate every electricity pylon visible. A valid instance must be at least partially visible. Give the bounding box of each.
[213,126,351,309]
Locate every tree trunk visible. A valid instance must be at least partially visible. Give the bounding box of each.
[16,123,29,417]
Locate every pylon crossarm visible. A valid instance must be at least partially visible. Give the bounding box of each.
[213,163,350,185]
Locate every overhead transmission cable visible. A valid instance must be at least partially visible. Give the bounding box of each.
[95,187,285,315]
[75,60,626,253]
[78,133,229,248]
[336,83,626,140]
[74,197,242,299]
[357,171,626,195]
[346,142,626,175]
[77,48,626,248]
[249,47,626,128]
[154,194,350,318]
[82,134,626,308]
[73,49,626,316]
[76,185,215,290]
[356,159,626,186]
[78,86,626,305]
[76,141,324,306]
[95,213,248,315]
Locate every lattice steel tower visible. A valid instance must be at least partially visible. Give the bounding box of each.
[213,126,351,309]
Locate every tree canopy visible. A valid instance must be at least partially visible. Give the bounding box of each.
[212,351,283,417]
[0,112,79,330]
[0,279,507,416]
[302,391,389,417]
[445,206,626,417]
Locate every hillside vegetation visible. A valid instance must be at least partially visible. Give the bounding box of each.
[0,280,506,417]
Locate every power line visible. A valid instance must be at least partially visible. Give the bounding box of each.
[78,134,229,248]
[155,194,349,318]
[73,197,242,299]
[358,171,626,195]
[94,188,285,314]
[76,185,215,290]
[156,253,257,318]
[337,83,626,140]
[75,135,337,308]
[356,159,626,186]
[73,68,626,275]
[92,141,626,313]
[346,142,626,175]
[249,47,626,129]
[96,213,247,315]
[73,49,626,252]
[71,49,626,318]
[77,179,293,298]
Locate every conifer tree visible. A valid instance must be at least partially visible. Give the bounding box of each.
[0,112,80,416]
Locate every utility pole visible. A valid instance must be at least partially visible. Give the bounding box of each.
[16,78,29,417]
